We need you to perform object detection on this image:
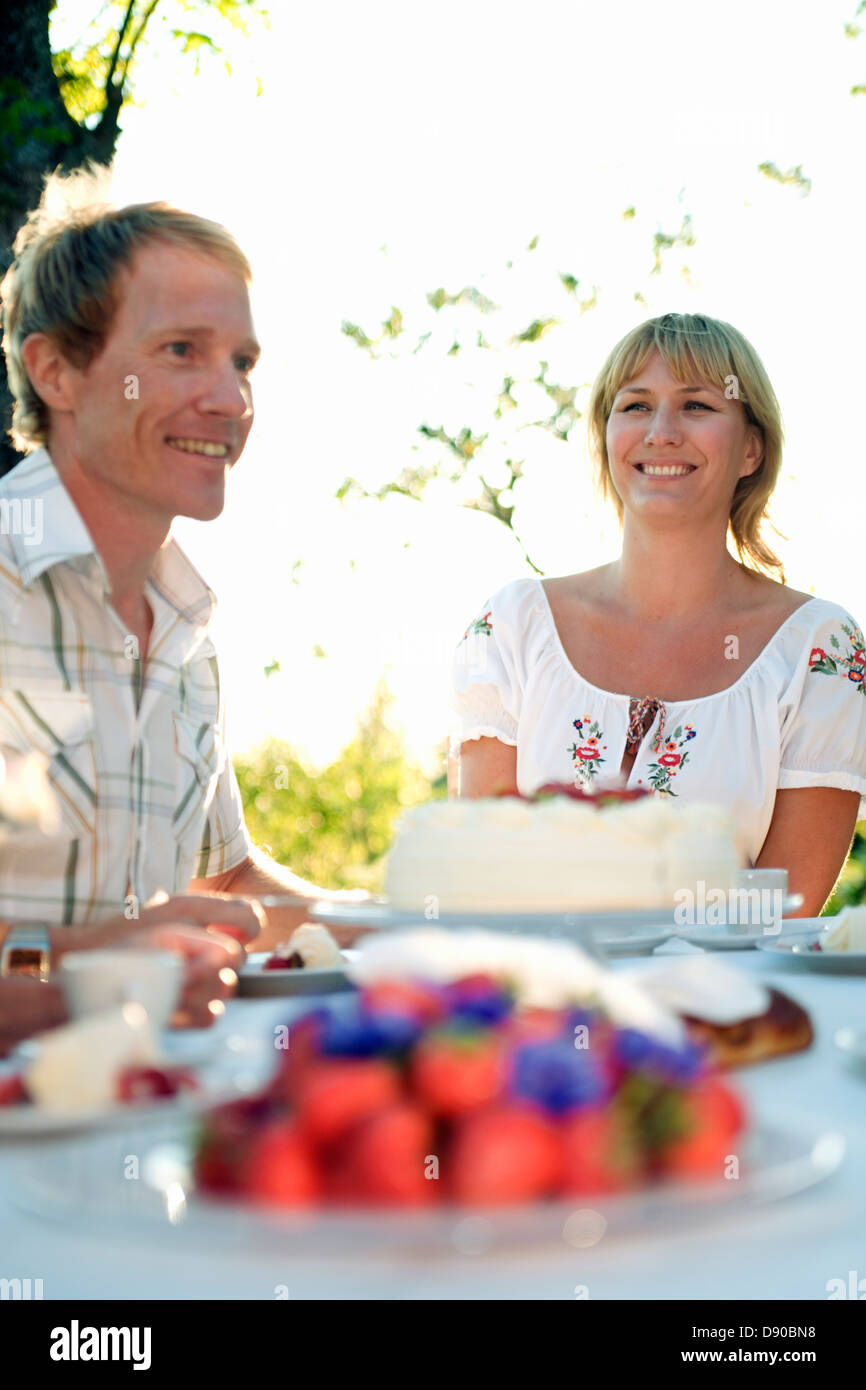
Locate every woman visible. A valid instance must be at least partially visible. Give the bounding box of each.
[452,313,866,916]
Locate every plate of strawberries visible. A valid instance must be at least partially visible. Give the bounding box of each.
[184,975,842,1247]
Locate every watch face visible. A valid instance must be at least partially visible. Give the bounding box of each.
[1,925,51,981]
[6,948,44,979]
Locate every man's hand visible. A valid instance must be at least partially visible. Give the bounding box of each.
[0,978,68,1057]
[42,894,263,1031]
[123,922,244,1029]
[190,852,373,951]
[50,893,266,965]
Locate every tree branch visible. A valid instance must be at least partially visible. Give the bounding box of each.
[121,0,163,88]
[104,0,137,95]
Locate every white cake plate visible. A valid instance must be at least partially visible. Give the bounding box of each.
[309,895,801,949]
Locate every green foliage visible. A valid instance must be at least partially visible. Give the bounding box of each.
[337,208,696,573]
[823,825,866,914]
[845,1,866,93]
[651,213,695,274]
[756,162,812,196]
[233,680,445,892]
[0,78,73,155]
[50,0,268,124]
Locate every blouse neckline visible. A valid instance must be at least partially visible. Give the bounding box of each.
[532,577,821,708]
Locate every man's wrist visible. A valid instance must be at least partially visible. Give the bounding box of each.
[49,923,103,969]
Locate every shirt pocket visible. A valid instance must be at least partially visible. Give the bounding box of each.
[172,711,224,848]
[0,689,97,839]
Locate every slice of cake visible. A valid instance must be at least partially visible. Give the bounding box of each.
[626,957,814,1069]
[819,906,866,953]
[264,924,342,971]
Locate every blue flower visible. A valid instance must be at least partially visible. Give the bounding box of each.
[320,1009,420,1056]
[511,1040,608,1115]
[614,1028,705,1082]
[444,980,514,1026]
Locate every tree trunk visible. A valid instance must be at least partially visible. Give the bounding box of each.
[0,1,119,476]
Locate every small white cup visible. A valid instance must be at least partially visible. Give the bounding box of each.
[735,868,788,929]
[59,949,183,1029]
[737,868,788,899]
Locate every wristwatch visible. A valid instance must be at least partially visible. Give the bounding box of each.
[0,922,52,981]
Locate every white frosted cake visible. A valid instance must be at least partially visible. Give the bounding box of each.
[385,790,741,914]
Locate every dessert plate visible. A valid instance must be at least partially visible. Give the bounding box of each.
[238,952,356,998]
[308,899,685,956]
[592,924,674,957]
[755,922,866,973]
[674,909,812,952]
[311,895,801,939]
[0,1047,268,1142]
[6,1120,844,1255]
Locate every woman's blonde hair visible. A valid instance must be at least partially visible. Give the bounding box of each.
[1,162,252,452]
[586,312,786,580]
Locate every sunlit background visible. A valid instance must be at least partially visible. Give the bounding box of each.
[54,0,866,779]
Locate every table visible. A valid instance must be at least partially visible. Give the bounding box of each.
[1,947,865,1300]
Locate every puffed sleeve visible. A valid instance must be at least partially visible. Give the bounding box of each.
[778,605,866,815]
[450,583,525,748]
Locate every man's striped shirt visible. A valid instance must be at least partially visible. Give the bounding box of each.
[0,448,251,925]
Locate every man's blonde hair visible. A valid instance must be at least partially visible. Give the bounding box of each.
[1,163,252,452]
[586,312,785,580]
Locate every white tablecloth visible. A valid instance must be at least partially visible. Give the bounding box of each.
[1,948,865,1301]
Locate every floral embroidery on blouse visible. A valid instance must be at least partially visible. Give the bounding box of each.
[645,723,697,797]
[568,715,608,788]
[808,619,866,694]
[460,610,493,643]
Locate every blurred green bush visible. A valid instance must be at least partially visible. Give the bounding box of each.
[233,680,446,893]
[823,824,866,915]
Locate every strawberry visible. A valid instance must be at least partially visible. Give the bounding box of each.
[360,980,447,1026]
[117,1066,185,1103]
[333,1102,435,1206]
[295,1058,401,1146]
[534,782,595,802]
[450,1102,563,1205]
[268,1011,328,1101]
[0,1073,27,1106]
[410,1030,508,1117]
[533,783,651,806]
[264,951,305,970]
[239,1121,320,1207]
[195,1097,274,1194]
[504,1008,568,1046]
[659,1078,746,1181]
[196,1138,245,1195]
[561,1105,644,1194]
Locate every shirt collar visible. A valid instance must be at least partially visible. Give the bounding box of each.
[4,446,96,585]
[4,446,216,629]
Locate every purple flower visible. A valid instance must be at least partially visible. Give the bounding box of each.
[511,1039,608,1114]
[444,979,514,1026]
[320,1009,420,1056]
[614,1028,705,1082]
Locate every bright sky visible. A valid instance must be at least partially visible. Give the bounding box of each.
[56,0,866,771]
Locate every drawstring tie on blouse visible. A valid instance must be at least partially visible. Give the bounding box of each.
[625,696,666,755]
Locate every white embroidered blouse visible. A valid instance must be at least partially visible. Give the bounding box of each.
[452,577,866,865]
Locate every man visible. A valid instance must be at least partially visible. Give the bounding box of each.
[0,165,360,1045]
